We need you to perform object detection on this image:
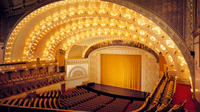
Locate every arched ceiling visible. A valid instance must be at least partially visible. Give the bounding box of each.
[67,39,159,60]
[4,0,192,84]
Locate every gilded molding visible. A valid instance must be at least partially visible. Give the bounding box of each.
[185,0,194,50]
[67,59,88,65]
[84,40,159,62]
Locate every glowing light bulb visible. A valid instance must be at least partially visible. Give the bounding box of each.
[133,35,137,39]
[137,19,146,26]
[150,36,156,41]
[152,27,161,35]
[129,25,135,31]
[110,11,118,16]
[166,40,175,48]
[99,9,106,14]
[140,38,145,42]
[139,31,145,35]
[168,55,173,62]
[160,44,166,51]
[123,13,132,19]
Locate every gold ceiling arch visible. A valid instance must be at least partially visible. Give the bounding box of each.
[59,29,172,62]
[81,40,159,60]
[5,0,192,84]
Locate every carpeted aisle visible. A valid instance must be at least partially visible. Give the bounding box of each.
[172,84,196,112]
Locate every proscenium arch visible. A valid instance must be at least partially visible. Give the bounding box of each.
[81,40,159,62]
[59,29,182,80]
[4,0,192,85]
[64,36,176,75]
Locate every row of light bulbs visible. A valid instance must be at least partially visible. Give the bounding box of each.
[23,1,157,59]
[41,22,169,58]
[4,0,190,80]
[5,0,150,61]
[43,26,176,65]
[30,17,186,72]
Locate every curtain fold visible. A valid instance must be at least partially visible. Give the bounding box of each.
[101,54,141,90]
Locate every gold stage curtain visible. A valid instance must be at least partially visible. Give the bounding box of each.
[101,54,141,90]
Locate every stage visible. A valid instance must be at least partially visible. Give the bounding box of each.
[83,83,149,101]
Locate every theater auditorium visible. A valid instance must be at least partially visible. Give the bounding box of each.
[0,0,200,112]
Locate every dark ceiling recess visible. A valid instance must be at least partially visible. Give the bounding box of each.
[0,0,62,43]
[0,0,62,16]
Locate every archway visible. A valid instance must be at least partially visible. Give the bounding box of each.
[5,0,192,85]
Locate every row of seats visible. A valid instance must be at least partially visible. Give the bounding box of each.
[39,90,61,98]
[1,97,60,109]
[0,66,57,85]
[147,77,176,112]
[0,61,56,69]
[145,78,169,111]
[128,100,145,111]
[69,95,114,111]
[60,87,136,112]
[59,88,98,109]
[0,74,65,98]
[60,87,132,111]
[168,100,186,112]
[61,92,98,109]
[0,89,63,110]
[96,98,130,112]
[0,86,131,112]
[132,74,166,111]
[0,88,100,112]
[61,87,89,98]
[156,80,175,112]
[133,73,176,112]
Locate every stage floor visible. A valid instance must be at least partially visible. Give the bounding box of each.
[84,83,149,101]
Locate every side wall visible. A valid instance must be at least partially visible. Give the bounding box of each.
[89,46,159,93]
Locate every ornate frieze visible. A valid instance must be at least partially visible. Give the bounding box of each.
[67,59,88,65]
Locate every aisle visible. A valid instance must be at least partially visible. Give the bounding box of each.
[172,84,196,112]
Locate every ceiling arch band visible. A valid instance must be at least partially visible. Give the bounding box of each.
[82,40,159,62]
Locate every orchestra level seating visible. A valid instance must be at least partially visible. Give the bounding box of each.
[0,73,187,112]
[0,62,65,99]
